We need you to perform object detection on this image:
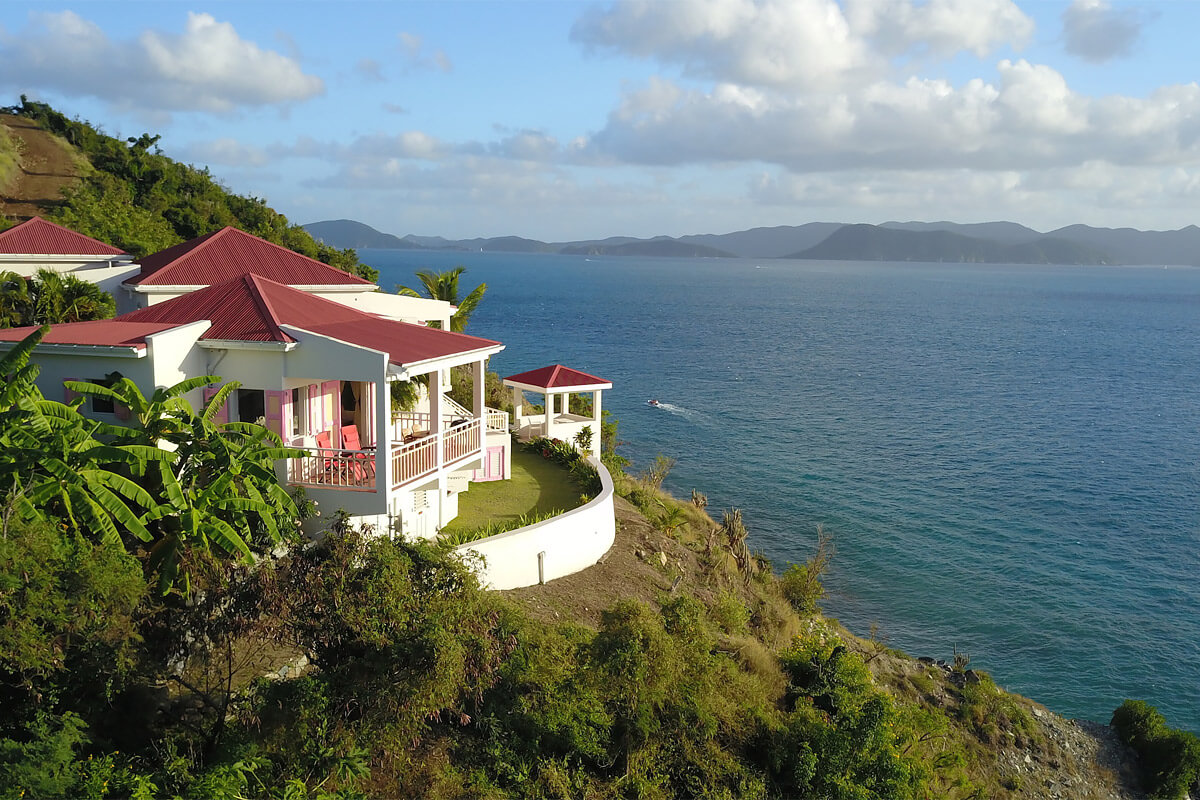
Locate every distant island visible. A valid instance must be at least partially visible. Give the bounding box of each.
[304,217,1200,266]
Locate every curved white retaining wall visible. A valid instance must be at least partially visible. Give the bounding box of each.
[455,456,615,590]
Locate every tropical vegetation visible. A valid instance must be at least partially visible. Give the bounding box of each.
[1,96,378,282]
[396,266,486,332]
[0,268,116,328]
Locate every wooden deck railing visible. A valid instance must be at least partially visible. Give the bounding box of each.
[288,447,376,491]
[391,435,439,489]
[288,419,487,494]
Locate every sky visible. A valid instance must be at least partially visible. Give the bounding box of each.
[2,0,1199,241]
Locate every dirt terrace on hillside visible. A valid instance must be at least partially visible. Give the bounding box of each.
[1,114,84,219]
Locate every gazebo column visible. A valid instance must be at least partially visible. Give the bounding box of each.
[511,386,524,436]
[591,389,603,458]
[544,391,554,440]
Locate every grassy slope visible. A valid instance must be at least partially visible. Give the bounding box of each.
[505,471,1146,799]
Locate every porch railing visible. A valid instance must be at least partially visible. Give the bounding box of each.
[393,405,508,441]
[389,418,484,490]
[288,447,376,491]
[391,435,438,489]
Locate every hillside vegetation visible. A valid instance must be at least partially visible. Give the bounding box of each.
[0,97,377,282]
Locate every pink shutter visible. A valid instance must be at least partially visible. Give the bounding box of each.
[264,390,287,437]
[322,380,341,446]
[308,383,322,435]
[114,402,131,421]
[64,377,80,405]
[203,385,229,424]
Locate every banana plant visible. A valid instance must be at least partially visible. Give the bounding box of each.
[67,375,305,595]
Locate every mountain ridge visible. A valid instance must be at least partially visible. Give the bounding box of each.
[304,218,1200,266]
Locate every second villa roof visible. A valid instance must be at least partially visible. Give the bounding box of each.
[0,273,501,367]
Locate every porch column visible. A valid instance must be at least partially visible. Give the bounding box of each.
[544,391,554,440]
[592,389,603,458]
[430,369,444,472]
[377,379,391,493]
[472,359,484,419]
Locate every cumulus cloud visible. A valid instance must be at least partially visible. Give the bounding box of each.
[1062,0,1145,62]
[571,0,1033,89]
[180,137,271,168]
[581,66,1200,174]
[0,11,323,113]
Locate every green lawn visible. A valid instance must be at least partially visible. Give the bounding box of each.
[442,447,583,534]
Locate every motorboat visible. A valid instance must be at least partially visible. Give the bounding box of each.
[646,399,660,407]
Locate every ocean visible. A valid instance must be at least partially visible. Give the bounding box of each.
[367,249,1200,730]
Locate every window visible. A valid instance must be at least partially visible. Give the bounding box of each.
[237,389,265,424]
[290,387,306,437]
[85,372,122,414]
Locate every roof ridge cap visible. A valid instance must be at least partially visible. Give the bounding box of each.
[225,228,369,283]
[243,274,293,342]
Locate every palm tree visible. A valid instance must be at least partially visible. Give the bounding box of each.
[32,269,116,324]
[396,267,486,332]
[0,271,34,328]
[0,270,116,327]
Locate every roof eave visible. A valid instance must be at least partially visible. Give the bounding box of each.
[504,379,612,393]
[0,341,145,358]
[390,343,506,379]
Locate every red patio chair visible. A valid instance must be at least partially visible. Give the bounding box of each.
[341,424,375,481]
[315,429,365,485]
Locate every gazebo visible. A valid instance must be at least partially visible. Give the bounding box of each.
[504,364,611,458]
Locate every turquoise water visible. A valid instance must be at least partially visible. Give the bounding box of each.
[368,250,1200,729]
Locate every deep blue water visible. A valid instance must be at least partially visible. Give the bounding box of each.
[368,249,1200,730]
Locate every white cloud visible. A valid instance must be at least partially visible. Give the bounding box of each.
[181,137,270,168]
[571,0,1033,90]
[579,59,1200,174]
[572,0,878,90]
[397,31,452,73]
[1062,0,1145,63]
[0,11,323,113]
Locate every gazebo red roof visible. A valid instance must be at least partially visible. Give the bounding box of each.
[118,273,501,365]
[504,364,611,391]
[124,226,374,287]
[0,217,126,256]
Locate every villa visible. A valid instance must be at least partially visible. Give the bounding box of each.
[0,220,616,586]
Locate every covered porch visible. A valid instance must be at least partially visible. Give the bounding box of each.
[284,361,506,496]
[505,364,611,458]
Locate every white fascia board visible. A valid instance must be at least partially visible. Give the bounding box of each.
[197,339,297,352]
[0,254,133,264]
[298,283,379,293]
[279,323,387,359]
[391,343,505,380]
[0,341,145,358]
[504,379,612,393]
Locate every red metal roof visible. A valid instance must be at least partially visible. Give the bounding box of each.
[125,226,374,287]
[0,320,178,350]
[504,364,611,389]
[119,274,501,365]
[0,217,126,256]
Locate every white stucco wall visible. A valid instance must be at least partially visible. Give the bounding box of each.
[455,456,616,591]
[323,291,452,328]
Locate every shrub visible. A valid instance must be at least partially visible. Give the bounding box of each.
[1112,699,1200,800]
[779,525,832,614]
